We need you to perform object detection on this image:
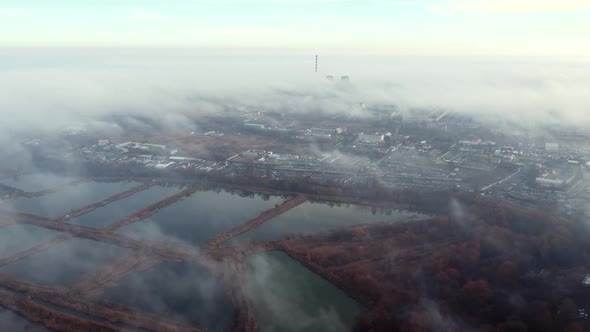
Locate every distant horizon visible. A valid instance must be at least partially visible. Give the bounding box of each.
[2,46,590,59]
[2,0,590,56]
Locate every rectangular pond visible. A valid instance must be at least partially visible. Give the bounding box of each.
[0,238,128,286]
[69,183,187,228]
[0,173,78,192]
[245,251,362,332]
[228,201,428,244]
[100,260,233,332]
[4,180,141,218]
[117,189,284,246]
[0,224,61,260]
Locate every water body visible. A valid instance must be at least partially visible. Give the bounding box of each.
[5,180,141,218]
[0,308,49,332]
[246,251,362,332]
[0,238,128,286]
[0,173,78,192]
[229,201,427,244]
[118,189,284,246]
[0,224,60,260]
[70,184,186,228]
[0,186,12,196]
[101,260,232,332]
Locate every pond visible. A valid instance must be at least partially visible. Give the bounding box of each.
[0,173,79,192]
[117,189,284,246]
[69,184,186,228]
[0,237,128,286]
[0,224,61,260]
[228,201,428,244]
[101,260,233,332]
[245,251,362,332]
[5,180,141,218]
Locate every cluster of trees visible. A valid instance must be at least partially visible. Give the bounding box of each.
[281,200,590,332]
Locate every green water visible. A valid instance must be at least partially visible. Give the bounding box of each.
[245,251,362,332]
[118,189,284,245]
[0,224,60,260]
[0,237,128,286]
[5,180,141,218]
[0,173,78,192]
[70,184,185,228]
[229,201,428,244]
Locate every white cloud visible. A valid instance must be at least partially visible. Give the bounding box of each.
[435,0,590,12]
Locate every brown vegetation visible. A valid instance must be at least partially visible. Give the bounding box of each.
[274,199,590,331]
[1,172,584,332]
[0,274,203,332]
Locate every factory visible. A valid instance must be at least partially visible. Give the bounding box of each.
[356,133,387,145]
[304,128,337,139]
[535,168,581,189]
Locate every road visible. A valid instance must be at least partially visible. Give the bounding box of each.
[480,168,521,192]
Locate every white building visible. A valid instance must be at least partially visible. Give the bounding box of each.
[154,162,175,169]
[357,133,384,144]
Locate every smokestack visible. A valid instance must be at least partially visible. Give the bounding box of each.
[315,55,318,73]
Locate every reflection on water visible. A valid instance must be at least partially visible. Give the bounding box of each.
[230,201,428,244]
[0,173,78,192]
[246,251,362,332]
[101,260,232,332]
[5,180,141,218]
[118,189,284,245]
[0,186,13,196]
[0,238,128,286]
[70,184,185,228]
[0,224,60,260]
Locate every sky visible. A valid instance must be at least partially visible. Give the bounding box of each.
[0,0,589,138]
[1,0,590,55]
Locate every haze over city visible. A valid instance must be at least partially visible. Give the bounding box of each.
[1,1,590,332]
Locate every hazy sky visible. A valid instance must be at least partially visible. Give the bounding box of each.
[1,0,589,55]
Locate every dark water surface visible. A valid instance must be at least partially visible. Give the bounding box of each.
[118,189,284,245]
[101,260,232,332]
[246,251,362,332]
[0,173,78,192]
[6,180,141,218]
[0,238,128,286]
[229,201,428,244]
[0,224,60,260]
[70,184,185,228]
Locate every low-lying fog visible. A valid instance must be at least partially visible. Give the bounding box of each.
[1,49,589,136]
